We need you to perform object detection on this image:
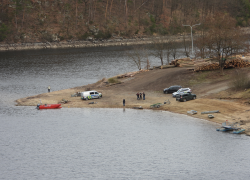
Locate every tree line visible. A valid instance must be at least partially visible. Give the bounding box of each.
[0,0,250,43]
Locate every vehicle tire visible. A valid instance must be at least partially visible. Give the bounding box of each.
[98,96,100,99]
[157,105,160,108]
[183,99,186,102]
[193,96,196,100]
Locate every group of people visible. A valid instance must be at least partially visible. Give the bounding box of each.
[136,92,145,100]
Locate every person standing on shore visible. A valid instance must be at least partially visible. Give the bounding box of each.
[143,92,145,100]
[136,92,139,100]
[48,86,51,93]
[123,99,125,106]
[139,92,142,100]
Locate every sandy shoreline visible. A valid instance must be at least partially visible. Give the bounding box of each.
[16,68,250,135]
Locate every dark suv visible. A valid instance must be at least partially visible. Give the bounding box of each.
[163,85,182,94]
[176,92,196,102]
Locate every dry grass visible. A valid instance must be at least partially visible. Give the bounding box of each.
[229,69,250,90]
[108,77,121,84]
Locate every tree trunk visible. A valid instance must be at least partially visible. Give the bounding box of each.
[15,0,17,29]
[125,0,128,29]
[93,0,97,21]
[109,0,113,19]
[105,0,109,21]
[161,51,163,65]
[76,0,78,29]
[22,2,25,28]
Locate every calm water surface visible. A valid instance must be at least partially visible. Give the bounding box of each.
[0,47,250,180]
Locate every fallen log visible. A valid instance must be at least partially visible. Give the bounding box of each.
[161,65,175,69]
[153,66,161,69]
[201,110,220,114]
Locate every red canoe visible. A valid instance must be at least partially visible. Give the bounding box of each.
[37,104,62,110]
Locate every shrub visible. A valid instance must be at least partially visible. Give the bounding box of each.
[79,32,90,40]
[229,70,250,90]
[149,24,156,34]
[108,77,121,84]
[94,30,111,39]
[0,23,9,41]
[157,25,168,35]
[141,18,149,26]
[150,14,156,23]
[144,27,152,35]
[41,33,53,42]
[59,35,64,41]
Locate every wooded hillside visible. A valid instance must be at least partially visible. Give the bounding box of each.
[0,0,250,43]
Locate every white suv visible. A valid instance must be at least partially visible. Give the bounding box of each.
[172,88,192,97]
[81,90,102,100]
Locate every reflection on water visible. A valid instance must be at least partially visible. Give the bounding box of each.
[0,47,250,179]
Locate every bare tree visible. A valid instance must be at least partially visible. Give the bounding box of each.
[195,27,208,59]
[198,12,248,73]
[170,41,178,60]
[152,38,166,65]
[165,39,173,65]
[127,46,147,70]
[182,32,191,57]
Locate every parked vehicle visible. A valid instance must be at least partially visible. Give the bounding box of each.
[81,90,102,100]
[163,85,182,94]
[176,92,196,102]
[172,88,192,97]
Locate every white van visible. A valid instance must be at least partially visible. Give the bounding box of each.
[80,90,102,100]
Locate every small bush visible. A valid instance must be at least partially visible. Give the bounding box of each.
[94,30,111,39]
[144,27,152,35]
[41,33,53,42]
[108,77,121,84]
[156,25,168,35]
[229,70,250,90]
[150,14,156,23]
[79,32,90,40]
[0,23,9,41]
[141,18,149,26]
[59,35,64,41]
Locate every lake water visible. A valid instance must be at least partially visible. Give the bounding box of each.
[0,47,250,180]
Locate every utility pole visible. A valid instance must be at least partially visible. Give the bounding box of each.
[182,23,201,56]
